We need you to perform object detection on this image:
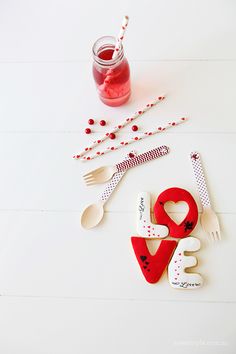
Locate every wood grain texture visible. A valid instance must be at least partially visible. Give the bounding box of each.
[0,0,235,61]
[0,133,234,212]
[0,61,235,132]
[0,297,235,354]
[0,211,234,302]
[0,0,236,353]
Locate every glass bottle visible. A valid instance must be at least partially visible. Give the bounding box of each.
[92,36,131,107]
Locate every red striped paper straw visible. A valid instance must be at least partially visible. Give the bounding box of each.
[79,117,187,161]
[104,15,129,85]
[73,96,165,160]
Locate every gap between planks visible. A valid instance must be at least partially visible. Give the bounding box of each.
[0,293,236,304]
[0,58,236,64]
[0,209,233,215]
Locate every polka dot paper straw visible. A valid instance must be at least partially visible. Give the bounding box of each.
[112,15,129,59]
[103,16,129,86]
[79,117,187,161]
[73,96,165,160]
[104,15,129,85]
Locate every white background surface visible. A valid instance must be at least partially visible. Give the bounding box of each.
[0,0,236,353]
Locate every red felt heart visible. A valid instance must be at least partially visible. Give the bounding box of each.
[154,187,198,238]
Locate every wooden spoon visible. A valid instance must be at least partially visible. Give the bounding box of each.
[81,201,105,229]
[81,152,137,229]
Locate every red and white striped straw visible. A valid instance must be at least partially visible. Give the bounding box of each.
[73,96,165,160]
[78,117,187,161]
[104,15,129,85]
[112,15,129,59]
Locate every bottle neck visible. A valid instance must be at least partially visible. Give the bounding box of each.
[92,36,124,69]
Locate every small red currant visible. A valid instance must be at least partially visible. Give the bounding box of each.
[132,125,138,131]
[100,120,106,126]
[85,128,91,134]
[88,118,94,125]
[109,133,116,140]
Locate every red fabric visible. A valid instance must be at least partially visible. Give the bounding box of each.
[154,187,198,238]
[131,237,177,283]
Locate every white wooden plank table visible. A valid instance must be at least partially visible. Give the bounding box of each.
[0,1,236,353]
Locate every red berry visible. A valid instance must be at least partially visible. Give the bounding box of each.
[85,128,91,134]
[109,133,116,140]
[132,125,138,132]
[88,119,94,125]
[100,120,106,126]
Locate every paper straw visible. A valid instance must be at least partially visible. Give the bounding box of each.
[73,96,165,160]
[113,15,129,59]
[104,15,129,85]
[79,117,187,161]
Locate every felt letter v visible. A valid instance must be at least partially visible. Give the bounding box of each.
[131,237,177,284]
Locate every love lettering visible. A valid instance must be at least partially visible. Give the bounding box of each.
[131,187,203,289]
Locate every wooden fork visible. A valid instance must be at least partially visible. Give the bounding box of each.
[83,145,169,186]
[190,152,221,241]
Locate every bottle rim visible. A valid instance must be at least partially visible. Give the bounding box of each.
[92,36,124,67]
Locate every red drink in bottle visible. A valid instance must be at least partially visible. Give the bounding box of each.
[92,36,131,107]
